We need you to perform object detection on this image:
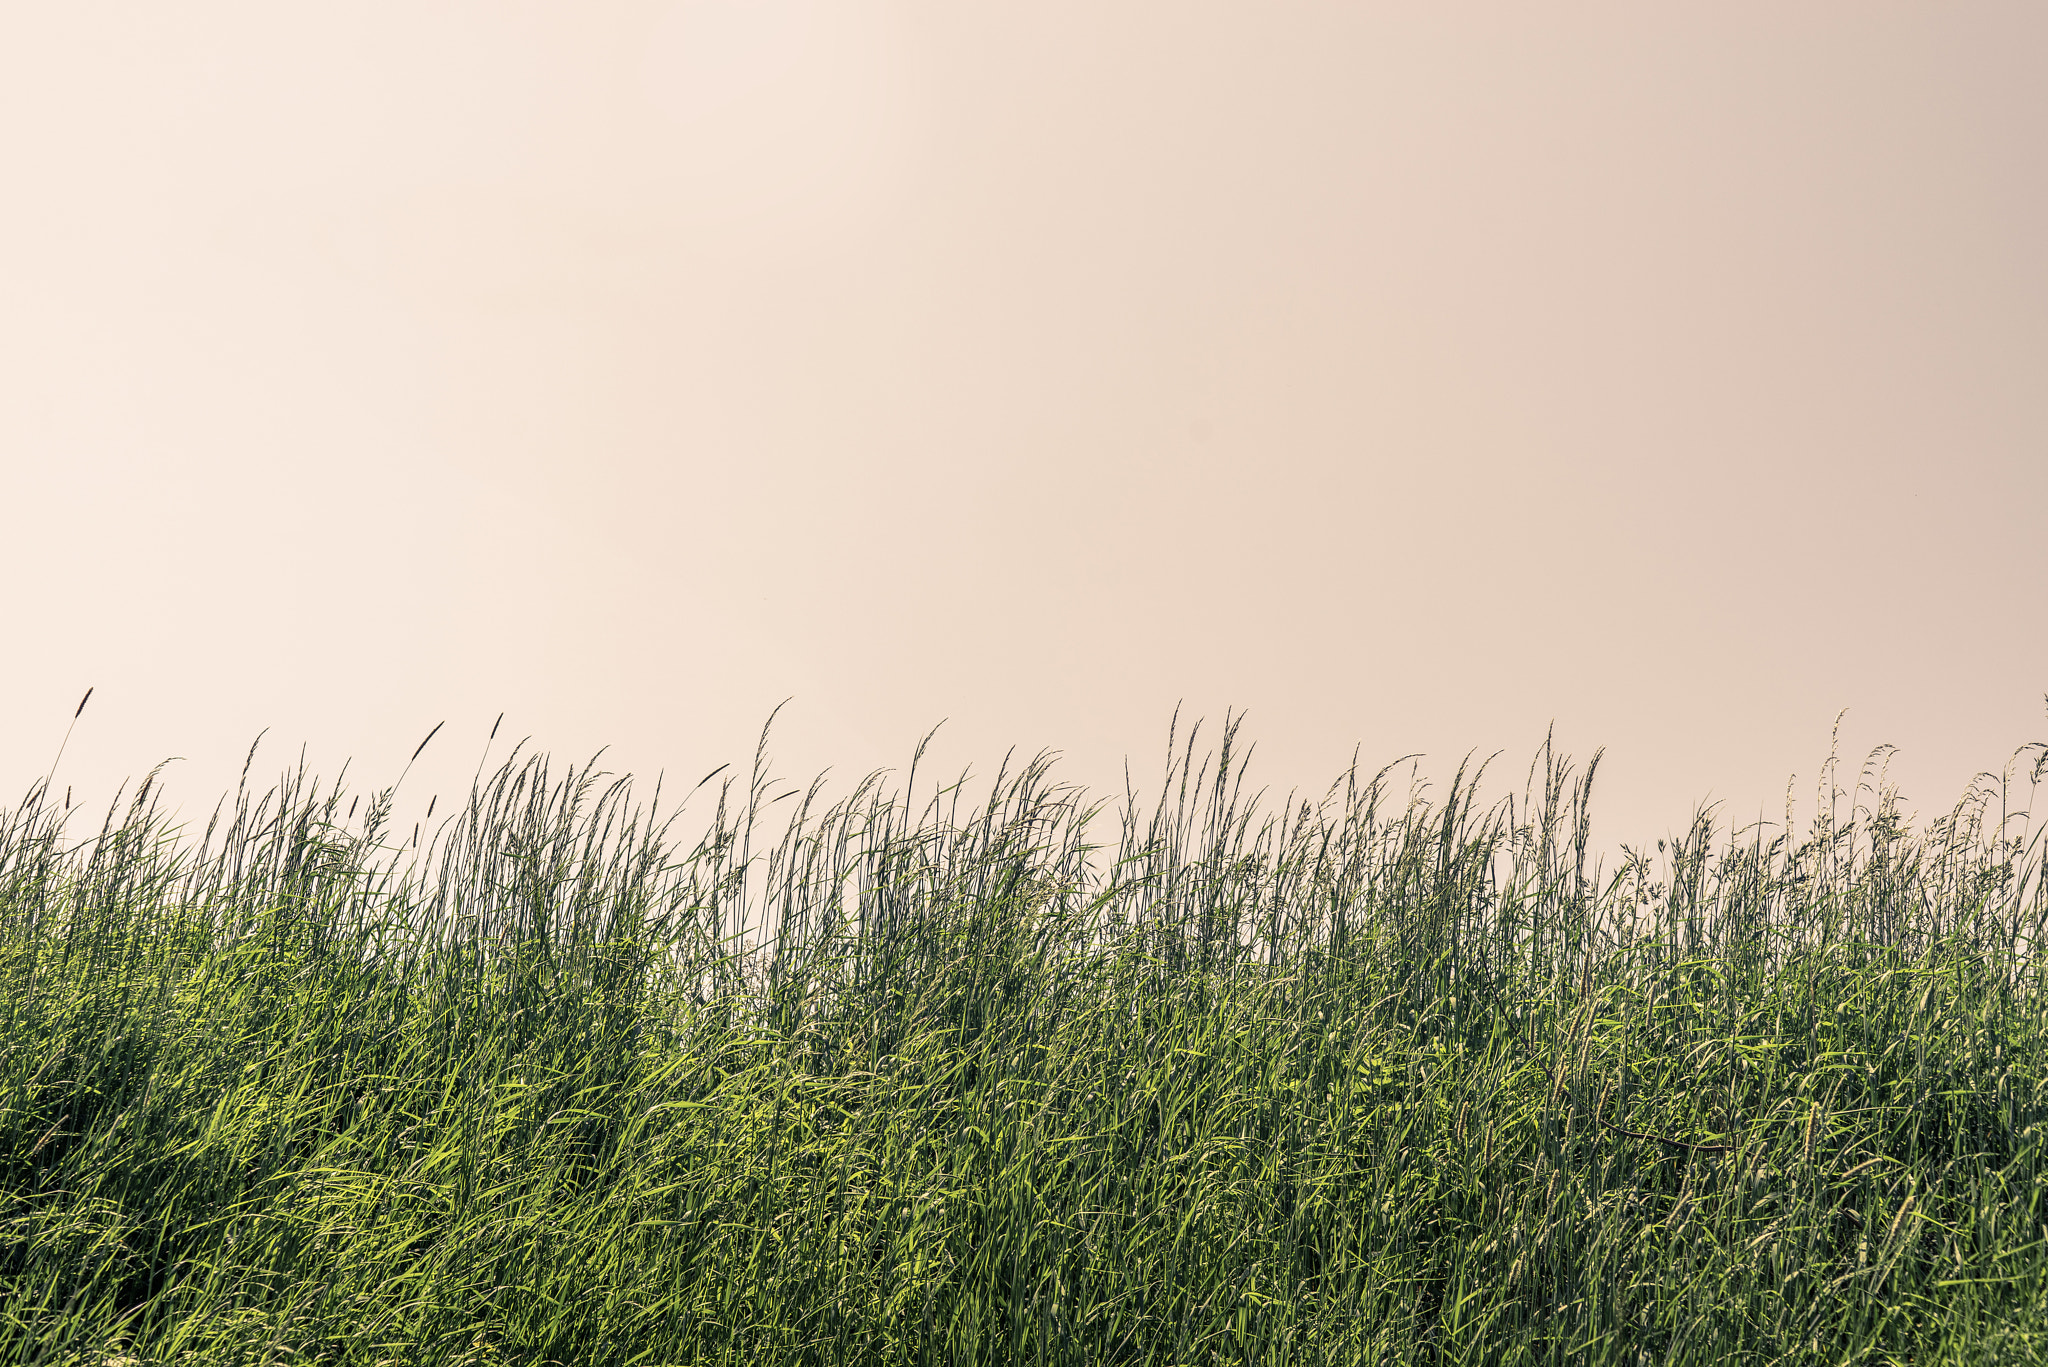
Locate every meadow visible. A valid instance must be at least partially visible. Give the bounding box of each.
[4,713,2046,1365]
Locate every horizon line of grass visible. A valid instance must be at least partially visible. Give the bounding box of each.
[4,711,2047,1365]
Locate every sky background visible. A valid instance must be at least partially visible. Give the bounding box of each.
[4,2,2044,861]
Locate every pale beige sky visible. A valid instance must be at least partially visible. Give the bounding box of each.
[5,2,2044,855]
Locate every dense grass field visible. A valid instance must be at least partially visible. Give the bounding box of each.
[4,714,2046,1365]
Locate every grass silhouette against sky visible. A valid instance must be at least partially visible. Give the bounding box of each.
[6,710,2046,1363]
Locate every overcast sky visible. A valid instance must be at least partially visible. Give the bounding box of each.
[5,2,2044,860]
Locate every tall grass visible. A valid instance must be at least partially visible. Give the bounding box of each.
[4,712,2046,1365]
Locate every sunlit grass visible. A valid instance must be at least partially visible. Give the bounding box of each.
[4,712,2046,1364]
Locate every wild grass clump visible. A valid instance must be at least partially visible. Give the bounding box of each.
[3,713,2046,1365]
